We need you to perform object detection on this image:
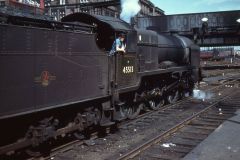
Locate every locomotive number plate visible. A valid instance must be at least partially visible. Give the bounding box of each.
[123,66,134,74]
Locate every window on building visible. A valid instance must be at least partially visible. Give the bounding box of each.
[0,1,5,6]
[105,10,109,16]
[60,0,65,5]
[80,0,88,3]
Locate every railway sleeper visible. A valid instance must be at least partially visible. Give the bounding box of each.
[177,136,203,143]
[181,127,213,134]
[166,145,192,154]
[218,104,240,109]
[177,132,207,140]
[144,144,185,156]
[141,152,185,160]
[204,112,232,117]
[154,142,193,154]
[171,136,202,144]
[189,121,220,127]
[171,140,198,148]
[197,117,224,123]
[201,116,232,122]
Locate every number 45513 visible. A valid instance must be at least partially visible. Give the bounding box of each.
[123,66,134,74]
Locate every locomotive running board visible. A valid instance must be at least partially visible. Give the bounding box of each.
[139,66,194,77]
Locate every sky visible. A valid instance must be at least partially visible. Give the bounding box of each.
[151,0,240,15]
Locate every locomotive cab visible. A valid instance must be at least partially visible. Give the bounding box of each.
[62,13,134,54]
[62,13,138,91]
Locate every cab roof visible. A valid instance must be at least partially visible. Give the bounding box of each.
[62,13,132,32]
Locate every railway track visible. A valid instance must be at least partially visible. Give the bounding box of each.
[117,87,240,160]
[118,75,239,130]
[3,76,239,160]
[49,79,239,160]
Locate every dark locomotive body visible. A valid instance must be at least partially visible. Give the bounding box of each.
[136,29,200,77]
[0,23,109,119]
[0,12,200,155]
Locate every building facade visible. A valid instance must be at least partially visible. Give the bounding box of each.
[0,0,164,21]
[45,0,120,20]
[0,0,45,14]
[45,0,164,21]
[139,0,164,17]
[0,0,6,6]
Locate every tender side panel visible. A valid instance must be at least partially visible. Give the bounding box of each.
[0,25,108,118]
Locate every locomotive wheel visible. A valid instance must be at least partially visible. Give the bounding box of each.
[157,99,165,108]
[149,99,164,110]
[73,113,86,140]
[167,91,179,104]
[127,103,142,119]
[119,104,130,119]
[149,100,156,110]
[167,95,175,104]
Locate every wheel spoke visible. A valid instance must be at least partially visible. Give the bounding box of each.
[119,105,130,118]
[156,99,165,108]
[167,91,179,104]
[149,100,157,110]
[127,104,141,119]
[167,94,174,104]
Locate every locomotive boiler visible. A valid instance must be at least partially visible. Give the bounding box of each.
[0,11,200,156]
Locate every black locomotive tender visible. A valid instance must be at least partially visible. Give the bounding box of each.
[0,12,200,155]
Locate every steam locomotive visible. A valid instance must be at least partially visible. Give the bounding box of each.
[0,12,200,155]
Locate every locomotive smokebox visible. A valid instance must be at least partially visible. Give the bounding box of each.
[136,29,198,71]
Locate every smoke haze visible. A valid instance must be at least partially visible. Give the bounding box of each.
[120,0,141,23]
[193,89,213,100]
